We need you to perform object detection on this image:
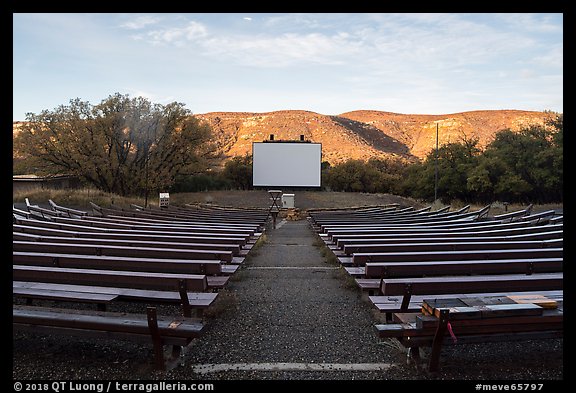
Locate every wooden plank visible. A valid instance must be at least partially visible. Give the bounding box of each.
[13,240,234,262]
[508,294,558,309]
[14,251,224,276]
[13,265,209,292]
[380,273,563,296]
[354,248,563,266]
[13,281,218,308]
[13,305,204,337]
[13,288,118,303]
[364,258,563,279]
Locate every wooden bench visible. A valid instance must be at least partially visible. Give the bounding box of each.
[369,289,563,314]
[91,202,268,227]
[13,286,119,310]
[13,304,204,370]
[48,199,89,218]
[328,220,544,241]
[13,232,242,256]
[334,223,563,244]
[343,239,562,255]
[13,280,218,317]
[375,272,563,317]
[351,257,563,292]
[316,207,489,229]
[84,214,263,230]
[14,217,257,243]
[364,257,563,278]
[12,263,229,292]
[13,262,222,317]
[491,204,533,222]
[352,247,564,266]
[13,223,250,247]
[13,251,237,276]
[13,240,234,263]
[13,206,32,220]
[51,216,257,236]
[375,295,562,371]
[335,228,564,248]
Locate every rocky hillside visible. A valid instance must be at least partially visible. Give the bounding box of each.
[194,110,415,165]
[196,109,554,165]
[338,110,554,159]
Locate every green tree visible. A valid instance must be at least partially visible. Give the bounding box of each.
[13,93,212,196]
[220,155,253,190]
[477,120,562,203]
[400,139,481,202]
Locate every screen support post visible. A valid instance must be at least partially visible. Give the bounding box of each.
[267,189,282,229]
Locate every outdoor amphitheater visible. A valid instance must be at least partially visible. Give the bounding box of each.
[12,193,563,381]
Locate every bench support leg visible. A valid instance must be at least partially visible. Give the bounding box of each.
[428,309,450,372]
[400,284,413,311]
[178,280,192,318]
[146,307,166,371]
[407,346,422,369]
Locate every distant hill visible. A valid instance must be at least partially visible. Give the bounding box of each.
[195,109,554,165]
[13,109,555,166]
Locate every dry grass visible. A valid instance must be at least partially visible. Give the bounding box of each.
[12,187,147,210]
[12,187,562,216]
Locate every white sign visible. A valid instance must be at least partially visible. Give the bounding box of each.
[159,192,170,207]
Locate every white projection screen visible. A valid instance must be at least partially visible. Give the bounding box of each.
[252,142,322,187]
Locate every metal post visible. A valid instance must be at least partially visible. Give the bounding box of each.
[434,123,439,202]
[144,156,149,208]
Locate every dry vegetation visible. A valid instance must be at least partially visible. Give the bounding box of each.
[13,187,561,216]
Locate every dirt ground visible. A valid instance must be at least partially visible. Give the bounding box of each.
[170,190,422,210]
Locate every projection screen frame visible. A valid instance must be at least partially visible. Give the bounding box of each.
[252,141,322,187]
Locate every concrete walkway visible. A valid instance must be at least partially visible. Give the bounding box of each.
[178,219,401,380]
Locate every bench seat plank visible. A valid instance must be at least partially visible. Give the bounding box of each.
[13,265,209,292]
[13,281,218,307]
[13,288,118,303]
[381,273,563,296]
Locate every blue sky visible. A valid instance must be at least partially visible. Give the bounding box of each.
[13,13,563,121]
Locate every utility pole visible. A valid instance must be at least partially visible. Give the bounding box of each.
[434,122,439,201]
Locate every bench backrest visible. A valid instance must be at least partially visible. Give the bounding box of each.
[12,232,241,255]
[13,240,233,262]
[352,247,563,266]
[344,239,563,255]
[13,264,209,292]
[13,251,223,275]
[336,225,564,248]
[364,258,563,278]
[380,272,563,296]
[13,223,249,245]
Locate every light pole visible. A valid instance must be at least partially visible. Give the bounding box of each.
[434,122,439,202]
[144,153,149,208]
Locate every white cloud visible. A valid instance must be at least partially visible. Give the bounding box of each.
[147,21,208,46]
[243,17,252,21]
[120,15,160,30]
[124,88,176,105]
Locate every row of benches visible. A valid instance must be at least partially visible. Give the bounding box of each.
[13,199,269,370]
[308,203,563,371]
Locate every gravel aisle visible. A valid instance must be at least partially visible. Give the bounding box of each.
[174,219,403,380]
